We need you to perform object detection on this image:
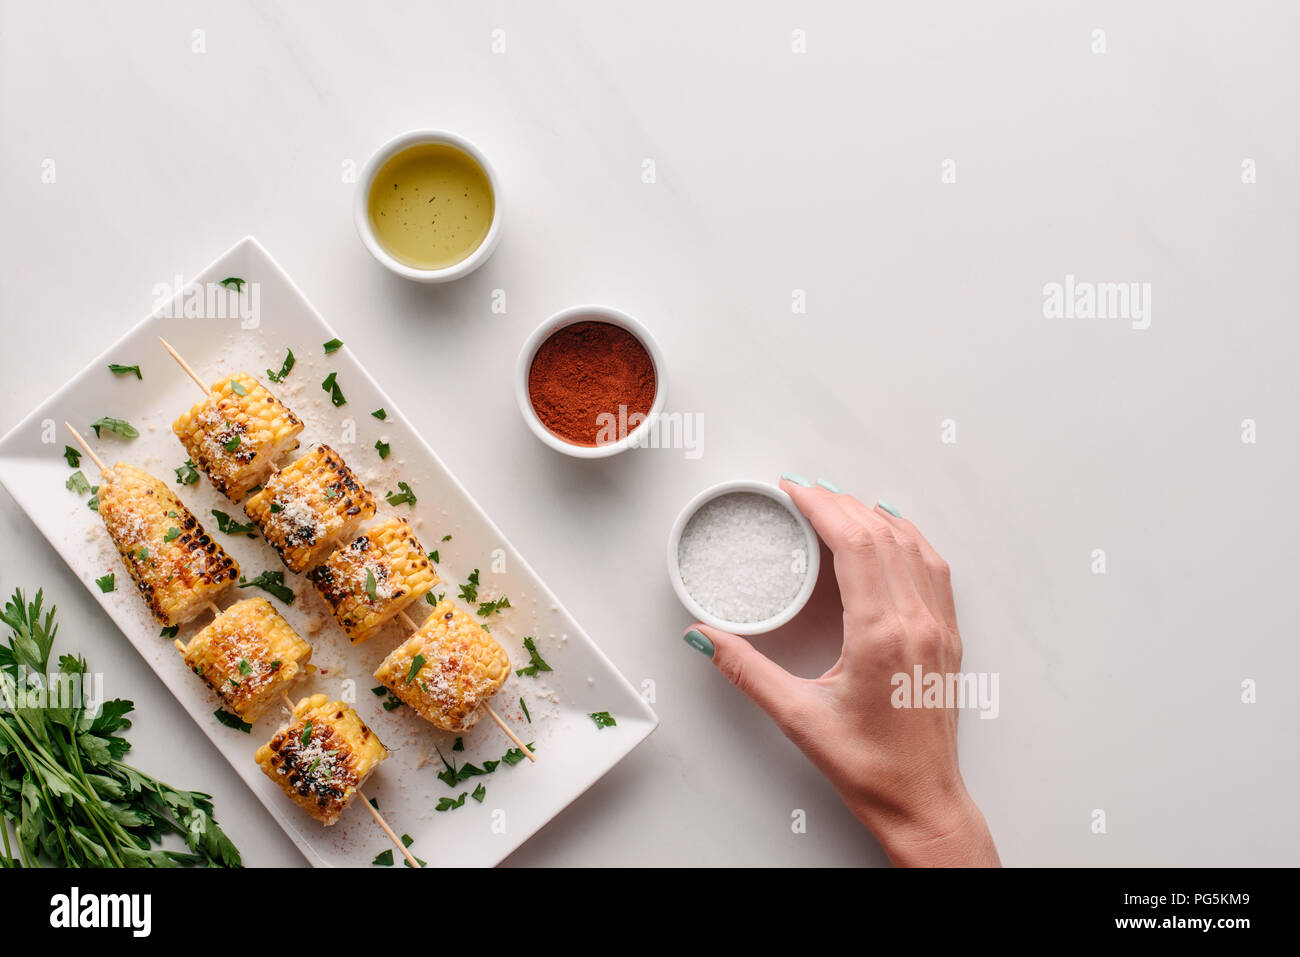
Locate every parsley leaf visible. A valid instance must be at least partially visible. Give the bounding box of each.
[174,459,200,484]
[589,711,617,729]
[237,570,295,604]
[520,697,531,723]
[365,567,378,601]
[108,363,142,380]
[266,348,295,383]
[472,783,487,803]
[94,573,115,593]
[515,636,552,677]
[212,509,258,538]
[214,709,252,733]
[385,481,416,508]
[458,569,480,604]
[435,793,468,812]
[323,338,343,354]
[229,379,247,396]
[63,445,81,468]
[90,417,138,440]
[406,654,426,685]
[218,276,246,291]
[321,371,346,407]
[375,439,390,460]
[372,849,394,866]
[477,595,511,617]
[371,408,387,420]
[66,470,91,495]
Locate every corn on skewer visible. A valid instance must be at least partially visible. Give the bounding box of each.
[273,691,419,868]
[65,423,239,626]
[393,609,537,762]
[159,342,535,759]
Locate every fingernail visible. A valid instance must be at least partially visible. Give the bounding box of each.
[683,629,714,657]
[877,499,902,518]
[816,478,842,493]
[781,472,813,487]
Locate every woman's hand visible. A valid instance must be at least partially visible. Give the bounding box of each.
[683,476,999,867]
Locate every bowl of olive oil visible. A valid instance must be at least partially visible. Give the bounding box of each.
[355,129,501,282]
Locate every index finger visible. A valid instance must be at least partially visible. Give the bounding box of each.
[779,478,892,624]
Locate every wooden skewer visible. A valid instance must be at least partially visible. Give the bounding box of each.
[278,692,420,869]
[395,609,536,762]
[64,422,107,474]
[158,336,209,394]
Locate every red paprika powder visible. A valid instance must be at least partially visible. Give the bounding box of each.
[528,320,657,446]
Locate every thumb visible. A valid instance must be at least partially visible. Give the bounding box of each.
[685,623,805,725]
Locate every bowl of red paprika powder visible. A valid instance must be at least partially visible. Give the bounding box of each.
[516,304,666,458]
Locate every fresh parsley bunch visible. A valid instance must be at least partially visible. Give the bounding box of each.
[0,589,241,867]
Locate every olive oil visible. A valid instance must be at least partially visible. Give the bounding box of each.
[367,143,494,269]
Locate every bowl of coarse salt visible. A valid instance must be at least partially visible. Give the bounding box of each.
[667,480,820,636]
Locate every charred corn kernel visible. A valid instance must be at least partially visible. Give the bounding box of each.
[97,463,239,626]
[254,693,387,826]
[374,599,510,732]
[175,597,312,722]
[243,445,377,573]
[308,517,438,644]
[172,371,303,502]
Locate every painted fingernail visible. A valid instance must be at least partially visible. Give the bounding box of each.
[781,472,813,487]
[877,499,902,518]
[816,478,843,493]
[683,629,714,657]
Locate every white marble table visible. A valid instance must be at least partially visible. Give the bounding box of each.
[1,0,1295,866]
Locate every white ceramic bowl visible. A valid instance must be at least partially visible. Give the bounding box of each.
[354,129,503,283]
[515,304,667,458]
[666,479,820,636]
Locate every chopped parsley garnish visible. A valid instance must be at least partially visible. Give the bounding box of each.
[63,445,81,468]
[477,595,510,617]
[321,371,346,407]
[160,625,179,639]
[212,509,258,538]
[385,481,416,508]
[223,435,241,453]
[441,534,452,542]
[266,348,295,383]
[589,711,617,729]
[90,417,138,440]
[174,459,200,484]
[458,569,480,604]
[365,567,378,601]
[452,737,465,752]
[382,698,403,711]
[135,547,149,561]
[218,277,246,291]
[300,721,312,746]
[65,470,91,495]
[372,849,394,866]
[214,709,252,733]
[324,487,338,500]
[322,338,343,355]
[435,793,467,812]
[424,591,445,606]
[520,697,531,723]
[237,570,295,604]
[515,636,552,677]
[375,439,390,460]
[269,502,283,513]
[237,658,252,676]
[501,746,533,766]
[472,783,487,803]
[163,526,181,543]
[371,686,388,696]
[229,379,247,396]
[405,654,426,685]
[401,834,414,848]
[108,363,142,380]
[94,573,115,593]
[87,488,99,511]
[371,408,387,420]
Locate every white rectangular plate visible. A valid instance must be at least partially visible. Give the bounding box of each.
[0,236,658,867]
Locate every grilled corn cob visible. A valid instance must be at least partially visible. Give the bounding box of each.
[97,463,239,626]
[373,598,510,732]
[242,445,377,573]
[175,598,312,721]
[254,693,387,826]
[308,517,438,644]
[172,371,303,502]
